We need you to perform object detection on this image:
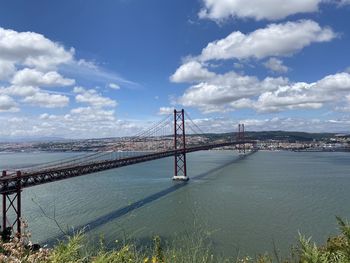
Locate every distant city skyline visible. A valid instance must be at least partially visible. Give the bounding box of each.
[0,0,350,139]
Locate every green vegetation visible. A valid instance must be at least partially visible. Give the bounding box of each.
[203,131,338,143]
[201,131,340,143]
[0,217,350,262]
[246,131,336,142]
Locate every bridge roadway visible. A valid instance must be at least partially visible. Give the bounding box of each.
[0,141,255,194]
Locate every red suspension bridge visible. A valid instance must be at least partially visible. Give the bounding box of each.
[0,109,256,234]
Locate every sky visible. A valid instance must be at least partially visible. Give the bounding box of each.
[0,0,350,139]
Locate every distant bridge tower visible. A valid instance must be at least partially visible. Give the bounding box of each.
[173,109,189,181]
[237,124,245,153]
[1,170,22,235]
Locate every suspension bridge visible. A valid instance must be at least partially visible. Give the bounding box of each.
[0,109,256,234]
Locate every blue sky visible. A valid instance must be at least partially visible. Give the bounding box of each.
[0,0,350,139]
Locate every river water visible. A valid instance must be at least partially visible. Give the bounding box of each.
[0,150,349,257]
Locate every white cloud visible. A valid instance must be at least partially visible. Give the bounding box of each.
[158,107,174,115]
[0,95,19,112]
[170,20,343,114]
[0,83,71,109]
[198,20,336,61]
[70,107,116,122]
[170,61,216,83]
[74,86,117,108]
[0,27,137,114]
[0,85,39,97]
[72,86,85,93]
[0,27,78,111]
[7,117,25,123]
[263,58,289,73]
[0,61,15,80]
[39,113,55,120]
[0,27,74,70]
[176,62,350,113]
[178,70,288,112]
[108,83,120,90]
[0,27,135,113]
[199,0,322,21]
[0,27,145,139]
[23,92,69,108]
[0,108,146,139]
[335,95,350,111]
[1,112,350,139]
[12,68,75,87]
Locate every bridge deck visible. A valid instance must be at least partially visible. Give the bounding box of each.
[0,141,255,194]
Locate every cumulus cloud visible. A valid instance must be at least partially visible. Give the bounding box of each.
[22,92,69,108]
[177,69,289,112]
[39,113,57,120]
[198,20,336,61]
[12,68,75,87]
[74,86,117,108]
[0,27,74,70]
[170,19,343,114]
[263,58,289,73]
[58,107,142,137]
[0,95,19,112]
[198,0,322,21]
[0,61,15,80]
[0,67,73,109]
[175,62,350,113]
[70,106,116,122]
[0,27,132,112]
[2,112,350,139]
[170,61,215,83]
[0,85,39,97]
[0,27,142,139]
[335,95,350,111]
[0,107,144,139]
[0,27,78,111]
[158,107,174,115]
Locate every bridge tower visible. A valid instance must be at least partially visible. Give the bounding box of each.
[1,170,22,236]
[237,124,245,154]
[173,109,189,181]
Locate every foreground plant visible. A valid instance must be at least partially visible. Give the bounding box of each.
[0,217,349,262]
[296,217,350,263]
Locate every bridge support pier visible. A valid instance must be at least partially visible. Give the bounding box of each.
[1,171,22,236]
[173,109,189,181]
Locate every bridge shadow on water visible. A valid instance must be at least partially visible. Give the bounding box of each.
[43,151,255,245]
